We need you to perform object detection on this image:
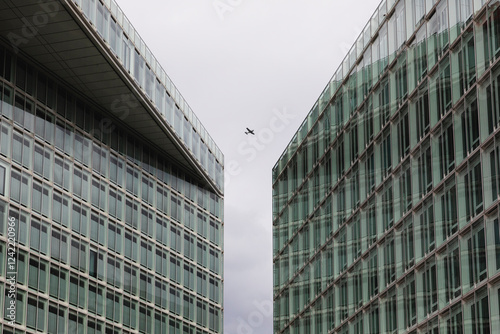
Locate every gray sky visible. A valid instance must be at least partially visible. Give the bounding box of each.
[115,0,380,332]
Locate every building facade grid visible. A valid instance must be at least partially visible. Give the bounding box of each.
[273,0,500,333]
[0,2,224,332]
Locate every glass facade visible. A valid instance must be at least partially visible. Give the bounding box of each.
[273,0,500,333]
[0,1,223,334]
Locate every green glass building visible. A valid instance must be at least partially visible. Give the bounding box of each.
[273,0,500,333]
[0,0,223,333]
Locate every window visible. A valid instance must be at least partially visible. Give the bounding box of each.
[33,181,51,217]
[416,199,435,260]
[141,208,153,237]
[70,238,87,272]
[123,264,138,295]
[462,220,487,292]
[434,182,456,251]
[377,79,390,128]
[336,277,348,321]
[156,185,169,215]
[364,99,374,145]
[184,204,195,230]
[184,265,194,290]
[106,256,122,288]
[12,131,32,168]
[439,241,461,304]
[109,154,124,186]
[396,109,410,162]
[52,191,70,227]
[334,181,346,230]
[184,234,195,260]
[96,1,108,38]
[154,279,168,308]
[87,282,104,315]
[367,250,378,298]
[91,179,107,211]
[140,240,153,269]
[169,288,181,315]
[415,87,429,142]
[380,130,391,180]
[155,217,168,246]
[447,304,463,334]
[124,230,139,262]
[350,215,361,261]
[436,115,455,183]
[335,134,345,179]
[48,304,66,334]
[50,228,69,263]
[380,184,393,231]
[437,57,452,116]
[451,27,475,101]
[141,176,154,205]
[27,297,46,331]
[74,132,91,166]
[464,288,490,334]
[394,54,408,105]
[459,156,483,224]
[481,68,500,138]
[368,304,379,333]
[155,248,168,277]
[400,217,414,271]
[413,141,432,201]
[54,156,71,190]
[9,208,28,246]
[488,216,500,276]
[365,148,375,195]
[10,169,30,207]
[69,275,86,309]
[0,123,11,158]
[90,212,106,245]
[348,72,357,114]
[420,258,438,316]
[49,266,68,301]
[197,242,207,267]
[381,235,395,287]
[125,198,139,229]
[398,162,412,215]
[73,167,89,201]
[384,288,397,333]
[171,195,182,222]
[336,228,347,275]
[28,257,48,293]
[365,199,377,247]
[402,275,416,328]
[109,188,123,220]
[126,166,140,196]
[34,107,55,143]
[30,218,48,254]
[108,221,122,254]
[71,203,89,237]
[170,255,181,283]
[456,91,480,163]
[34,144,52,180]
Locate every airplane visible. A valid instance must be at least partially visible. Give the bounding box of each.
[245,128,255,135]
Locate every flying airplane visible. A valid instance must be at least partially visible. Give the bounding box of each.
[245,128,255,135]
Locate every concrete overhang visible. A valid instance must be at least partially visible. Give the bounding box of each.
[0,0,222,196]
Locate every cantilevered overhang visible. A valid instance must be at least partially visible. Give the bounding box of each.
[0,0,222,196]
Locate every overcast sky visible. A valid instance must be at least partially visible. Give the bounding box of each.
[115,0,380,332]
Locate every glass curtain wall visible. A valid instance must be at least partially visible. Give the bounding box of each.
[273,0,500,333]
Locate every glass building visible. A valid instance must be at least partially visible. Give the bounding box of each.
[273,0,500,333]
[0,0,223,333]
